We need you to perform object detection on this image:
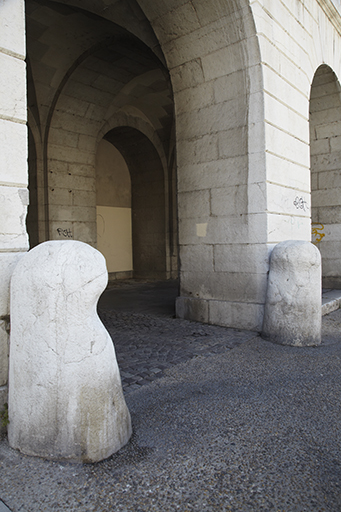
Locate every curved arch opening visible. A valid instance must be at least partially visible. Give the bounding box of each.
[97,126,169,280]
[310,64,341,288]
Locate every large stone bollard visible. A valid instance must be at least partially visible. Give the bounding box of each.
[262,240,321,346]
[8,240,132,462]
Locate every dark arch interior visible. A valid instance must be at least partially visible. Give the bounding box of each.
[104,127,167,280]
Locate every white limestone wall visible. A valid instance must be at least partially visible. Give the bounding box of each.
[138,0,267,330]
[138,0,341,330]
[0,0,28,413]
[250,0,341,245]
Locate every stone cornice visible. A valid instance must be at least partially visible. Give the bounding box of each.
[316,0,341,35]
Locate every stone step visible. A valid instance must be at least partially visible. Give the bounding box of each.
[322,289,341,316]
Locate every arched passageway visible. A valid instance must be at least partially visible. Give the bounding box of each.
[310,65,341,288]
[24,0,266,330]
[102,126,168,280]
[26,0,177,282]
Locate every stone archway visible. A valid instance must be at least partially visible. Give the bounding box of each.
[103,126,168,280]
[26,0,177,281]
[310,64,341,288]
[25,0,265,330]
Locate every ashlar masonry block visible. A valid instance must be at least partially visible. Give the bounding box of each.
[0,53,26,120]
[0,0,25,56]
[0,119,27,185]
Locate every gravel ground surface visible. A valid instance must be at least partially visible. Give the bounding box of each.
[1,282,341,511]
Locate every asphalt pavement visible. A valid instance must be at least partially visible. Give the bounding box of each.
[1,280,341,511]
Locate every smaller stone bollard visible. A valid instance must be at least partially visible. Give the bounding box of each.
[262,240,321,346]
[8,240,132,462]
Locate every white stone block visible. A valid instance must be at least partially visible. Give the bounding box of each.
[49,145,94,166]
[202,44,245,81]
[178,189,210,219]
[248,150,266,184]
[218,127,247,159]
[309,138,330,156]
[310,152,341,173]
[214,243,272,274]
[8,240,132,462]
[67,163,94,178]
[153,2,200,44]
[164,16,242,69]
[0,320,9,387]
[0,186,29,249]
[57,94,90,117]
[267,213,311,244]
[176,97,247,140]
[266,152,310,191]
[48,188,73,207]
[248,119,265,156]
[73,222,97,245]
[213,70,247,104]
[262,65,309,119]
[311,187,341,207]
[247,181,267,214]
[0,0,25,56]
[262,240,321,346]
[264,93,309,144]
[315,121,341,139]
[266,183,311,216]
[191,0,237,26]
[180,244,214,272]
[177,157,248,193]
[259,35,310,95]
[175,82,214,115]
[52,111,100,137]
[209,300,264,331]
[176,296,209,324]
[49,205,96,223]
[176,134,219,166]
[171,59,205,93]
[50,222,74,241]
[187,212,268,245]
[180,269,268,303]
[49,128,79,149]
[0,53,26,121]
[0,119,27,185]
[48,171,95,192]
[321,223,341,241]
[265,122,310,168]
[210,185,248,216]
[0,252,24,316]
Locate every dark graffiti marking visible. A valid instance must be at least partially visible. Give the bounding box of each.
[57,228,72,238]
[293,196,308,212]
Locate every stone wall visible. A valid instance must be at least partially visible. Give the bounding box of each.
[0,0,28,415]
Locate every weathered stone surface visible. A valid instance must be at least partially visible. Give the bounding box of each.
[8,240,131,462]
[0,320,9,387]
[262,240,321,346]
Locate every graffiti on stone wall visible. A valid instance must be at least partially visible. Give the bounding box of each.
[293,196,309,212]
[311,223,325,244]
[57,228,72,238]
